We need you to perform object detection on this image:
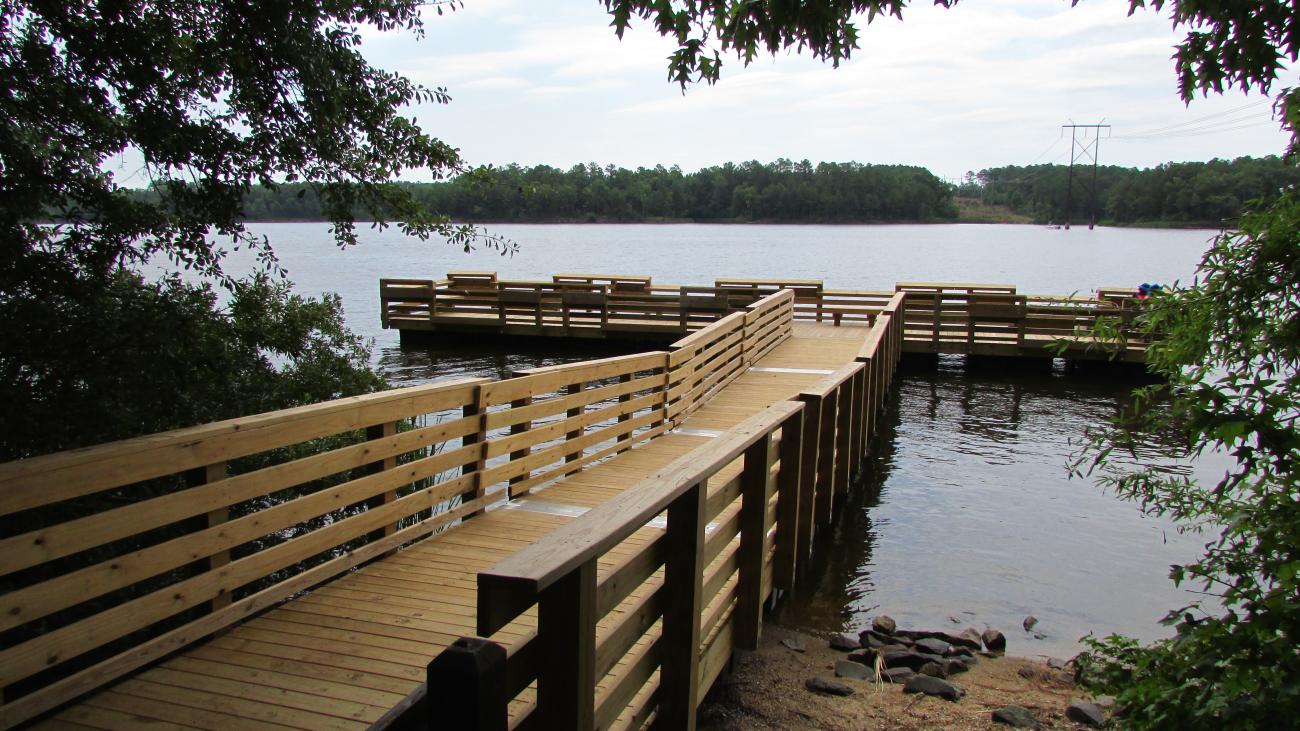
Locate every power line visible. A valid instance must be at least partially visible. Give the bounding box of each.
[1114,118,1278,140]
[1113,99,1273,139]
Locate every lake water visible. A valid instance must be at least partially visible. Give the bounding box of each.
[218,222,1225,658]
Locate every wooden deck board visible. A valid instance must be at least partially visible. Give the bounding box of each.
[37,322,870,731]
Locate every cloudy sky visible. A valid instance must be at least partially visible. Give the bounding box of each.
[361,0,1289,182]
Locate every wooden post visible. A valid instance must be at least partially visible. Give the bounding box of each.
[616,373,633,453]
[462,388,488,515]
[815,393,836,527]
[773,411,803,592]
[835,384,853,497]
[365,421,400,540]
[659,480,706,730]
[736,433,774,650]
[566,382,585,466]
[860,357,875,455]
[931,291,941,347]
[508,395,532,498]
[186,462,231,612]
[796,395,821,568]
[536,559,597,730]
[848,370,864,479]
[426,637,508,731]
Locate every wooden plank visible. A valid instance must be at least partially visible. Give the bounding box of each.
[0,377,488,516]
[481,353,666,405]
[734,433,773,650]
[478,401,802,628]
[535,559,597,730]
[0,495,485,728]
[657,481,705,731]
[773,418,803,592]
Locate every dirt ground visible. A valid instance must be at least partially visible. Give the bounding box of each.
[698,626,1102,730]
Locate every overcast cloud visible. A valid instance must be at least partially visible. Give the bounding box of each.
[360,0,1290,182]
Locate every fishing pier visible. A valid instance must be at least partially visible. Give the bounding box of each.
[1,274,1144,730]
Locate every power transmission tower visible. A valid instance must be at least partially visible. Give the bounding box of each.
[1062,122,1110,230]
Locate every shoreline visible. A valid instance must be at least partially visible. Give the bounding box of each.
[700,625,1107,730]
[219,217,1222,231]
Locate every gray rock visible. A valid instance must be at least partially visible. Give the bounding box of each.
[982,628,1007,653]
[948,615,962,624]
[859,629,906,648]
[872,615,897,635]
[1066,700,1105,727]
[902,674,965,701]
[894,628,981,651]
[1023,615,1038,632]
[881,667,915,683]
[945,656,972,673]
[847,649,877,666]
[805,677,855,696]
[834,659,875,680]
[959,627,984,648]
[1047,657,1069,671]
[915,637,952,656]
[1032,632,1047,640]
[1094,695,1116,710]
[828,632,860,651]
[992,705,1040,728]
[780,637,806,653]
[919,661,948,678]
[883,649,947,671]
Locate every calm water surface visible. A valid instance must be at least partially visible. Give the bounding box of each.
[217,222,1225,657]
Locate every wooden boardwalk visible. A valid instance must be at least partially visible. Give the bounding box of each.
[381,273,1149,362]
[7,290,901,731]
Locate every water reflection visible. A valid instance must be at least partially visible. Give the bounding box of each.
[375,338,642,387]
[773,355,1216,659]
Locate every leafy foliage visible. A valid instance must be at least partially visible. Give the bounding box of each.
[605,0,919,86]
[0,0,509,457]
[1073,191,1300,728]
[0,270,384,460]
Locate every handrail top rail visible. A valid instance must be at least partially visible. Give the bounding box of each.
[510,350,670,378]
[715,277,823,287]
[800,361,864,400]
[476,399,804,635]
[553,272,652,284]
[0,375,491,512]
[896,280,1017,288]
[668,310,746,351]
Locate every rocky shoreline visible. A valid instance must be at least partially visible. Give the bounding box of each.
[699,619,1113,730]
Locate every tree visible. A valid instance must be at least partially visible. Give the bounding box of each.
[1,0,512,458]
[1071,190,1300,729]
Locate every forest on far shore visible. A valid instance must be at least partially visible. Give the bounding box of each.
[215,156,1298,227]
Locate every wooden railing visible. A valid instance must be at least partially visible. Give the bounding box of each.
[895,282,1142,355]
[0,377,492,727]
[427,292,907,730]
[0,289,799,729]
[381,273,1140,359]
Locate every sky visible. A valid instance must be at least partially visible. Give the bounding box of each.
[356,0,1291,183]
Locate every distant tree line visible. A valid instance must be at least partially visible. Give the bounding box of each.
[176,156,1299,228]
[959,155,1299,226]
[237,159,960,223]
